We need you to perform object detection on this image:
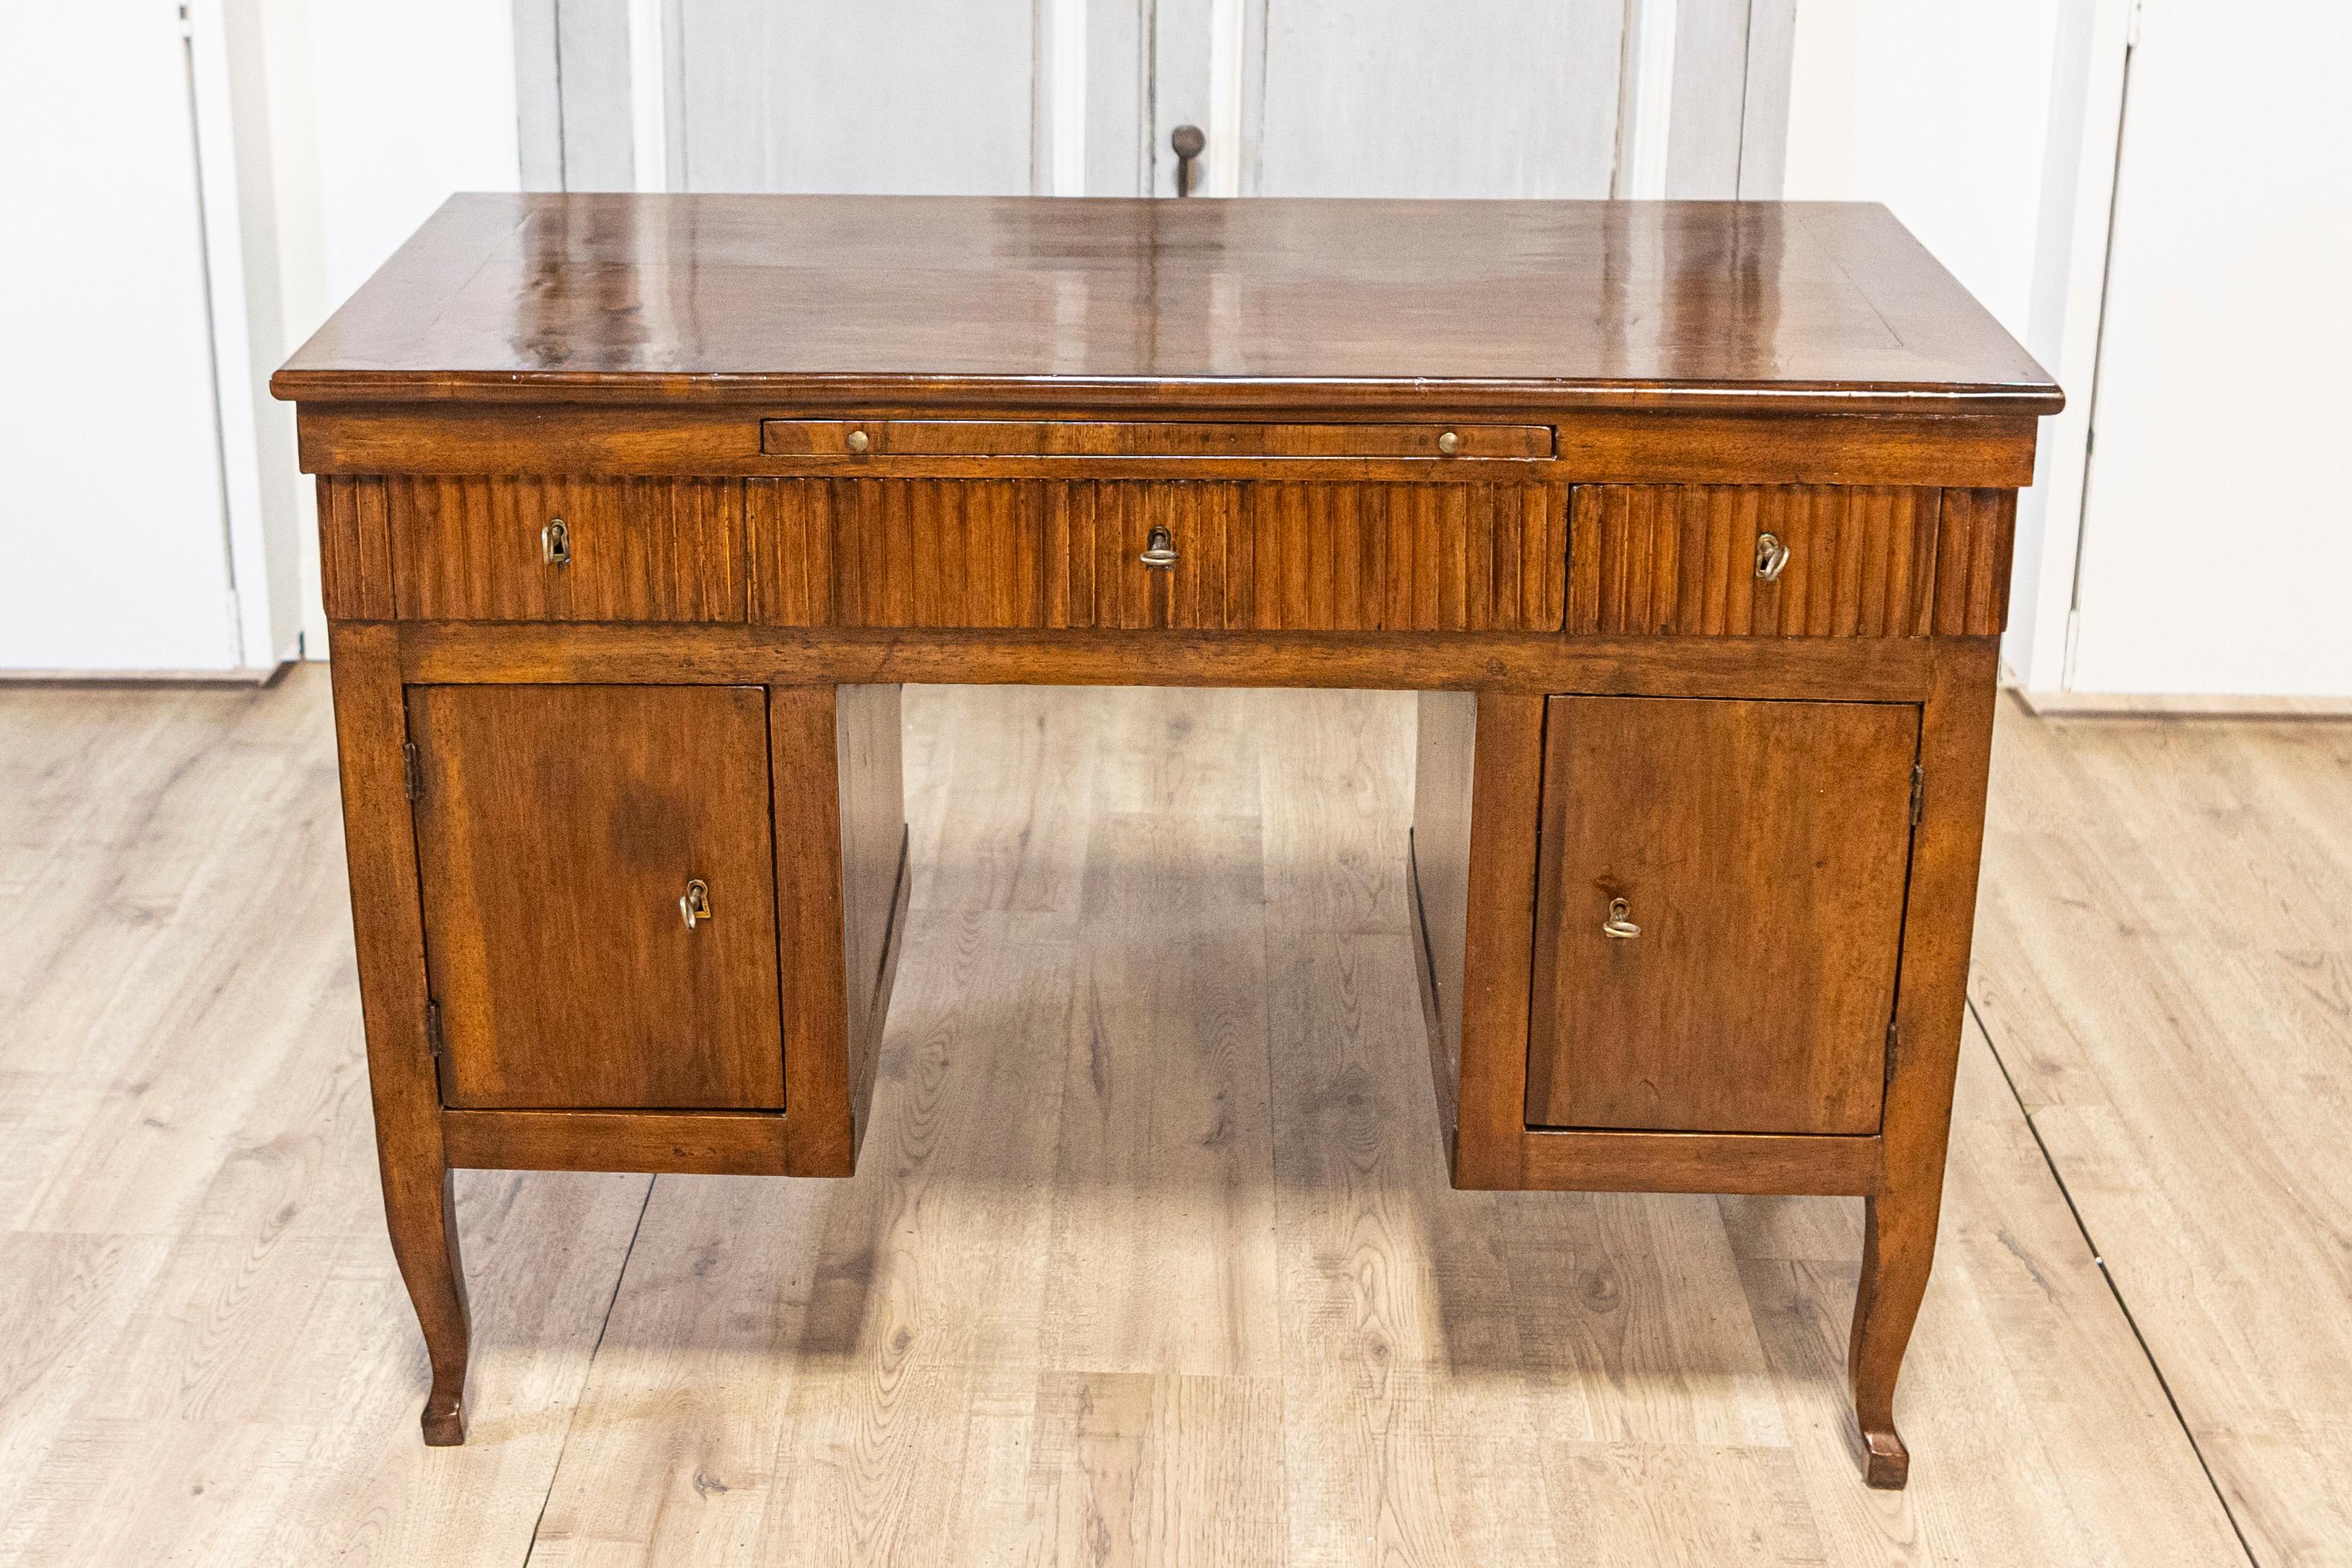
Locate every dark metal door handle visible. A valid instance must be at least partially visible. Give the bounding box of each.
[1171,125,1205,196]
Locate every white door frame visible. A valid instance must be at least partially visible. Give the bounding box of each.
[2004,0,2135,704]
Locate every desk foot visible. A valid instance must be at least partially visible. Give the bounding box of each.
[1859,1427,1910,1489]
[422,1388,469,1446]
[1848,1189,1934,1490]
[387,1164,473,1448]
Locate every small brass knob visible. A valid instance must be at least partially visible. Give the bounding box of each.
[1436,430,1461,456]
[1601,896,1642,940]
[845,428,871,455]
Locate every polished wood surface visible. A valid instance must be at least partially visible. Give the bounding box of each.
[1570,484,1943,637]
[272,193,2057,1485]
[748,477,1567,631]
[397,621,1938,697]
[295,401,2041,487]
[1523,695,1917,1134]
[406,684,783,1110]
[833,682,909,1163]
[440,1108,790,1173]
[387,476,742,622]
[759,418,1557,459]
[0,675,2284,1565]
[324,623,471,1444]
[271,195,2060,416]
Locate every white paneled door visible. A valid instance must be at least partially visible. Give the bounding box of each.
[521,0,1787,202]
[1,5,241,673]
[2064,0,2352,698]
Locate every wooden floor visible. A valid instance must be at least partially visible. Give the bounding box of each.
[0,669,2338,1565]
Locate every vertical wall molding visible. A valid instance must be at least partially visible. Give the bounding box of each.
[513,0,564,190]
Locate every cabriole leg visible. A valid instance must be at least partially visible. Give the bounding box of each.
[383,1162,472,1443]
[1848,1184,1941,1487]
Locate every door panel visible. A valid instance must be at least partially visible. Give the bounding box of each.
[544,1,1780,205]
[673,0,1041,193]
[1249,0,1624,197]
[408,685,784,1110]
[1525,695,1917,1135]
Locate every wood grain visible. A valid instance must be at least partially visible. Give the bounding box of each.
[1933,487,2018,636]
[1519,1129,1881,1195]
[440,1108,790,1173]
[387,476,743,622]
[1848,638,2000,1486]
[271,195,2062,421]
[1408,692,1477,1168]
[315,475,393,620]
[406,683,785,1111]
[1523,695,1920,1135]
[749,477,1567,632]
[835,683,909,1159]
[1569,484,1942,636]
[324,623,472,1443]
[767,687,854,1177]
[1447,692,1546,1190]
[760,417,1555,459]
[1975,698,2352,1564]
[0,677,2269,1566]
[293,401,2039,489]
[400,620,1939,701]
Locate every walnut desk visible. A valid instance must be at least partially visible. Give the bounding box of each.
[272,193,2060,1487]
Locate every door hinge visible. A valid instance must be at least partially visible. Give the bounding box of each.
[1885,1020,1900,1084]
[1909,763,1925,827]
[424,1000,444,1059]
[402,741,422,801]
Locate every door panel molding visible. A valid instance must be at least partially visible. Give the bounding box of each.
[512,0,1794,199]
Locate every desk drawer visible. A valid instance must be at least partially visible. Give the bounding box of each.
[749,478,1565,632]
[388,476,743,622]
[1568,484,2013,637]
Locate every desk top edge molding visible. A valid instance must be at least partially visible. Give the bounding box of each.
[269,192,2063,424]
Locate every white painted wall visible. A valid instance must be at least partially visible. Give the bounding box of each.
[2066,0,2352,698]
[1,5,242,674]
[1785,0,2130,696]
[239,0,522,656]
[0,1,519,674]
[1786,0,2352,702]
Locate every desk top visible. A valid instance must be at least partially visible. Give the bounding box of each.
[272,194,2059,419]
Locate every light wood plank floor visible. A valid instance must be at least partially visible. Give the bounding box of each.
[0,670,2334,1564]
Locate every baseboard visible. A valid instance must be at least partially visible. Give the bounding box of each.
[0,661,295,689]
[2010,686,2352,718]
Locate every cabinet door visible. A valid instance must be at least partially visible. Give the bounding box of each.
[407,685,785,1110]
[1525,695,1918,1136]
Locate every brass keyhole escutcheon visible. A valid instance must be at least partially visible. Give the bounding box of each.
[1755,531,1791,582]
[1139,523,1180,569]
[680,878,712,930]
[542,518,571,566]
[1601,896,1642,939]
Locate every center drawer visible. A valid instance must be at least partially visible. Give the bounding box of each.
[748,478,1567,633]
